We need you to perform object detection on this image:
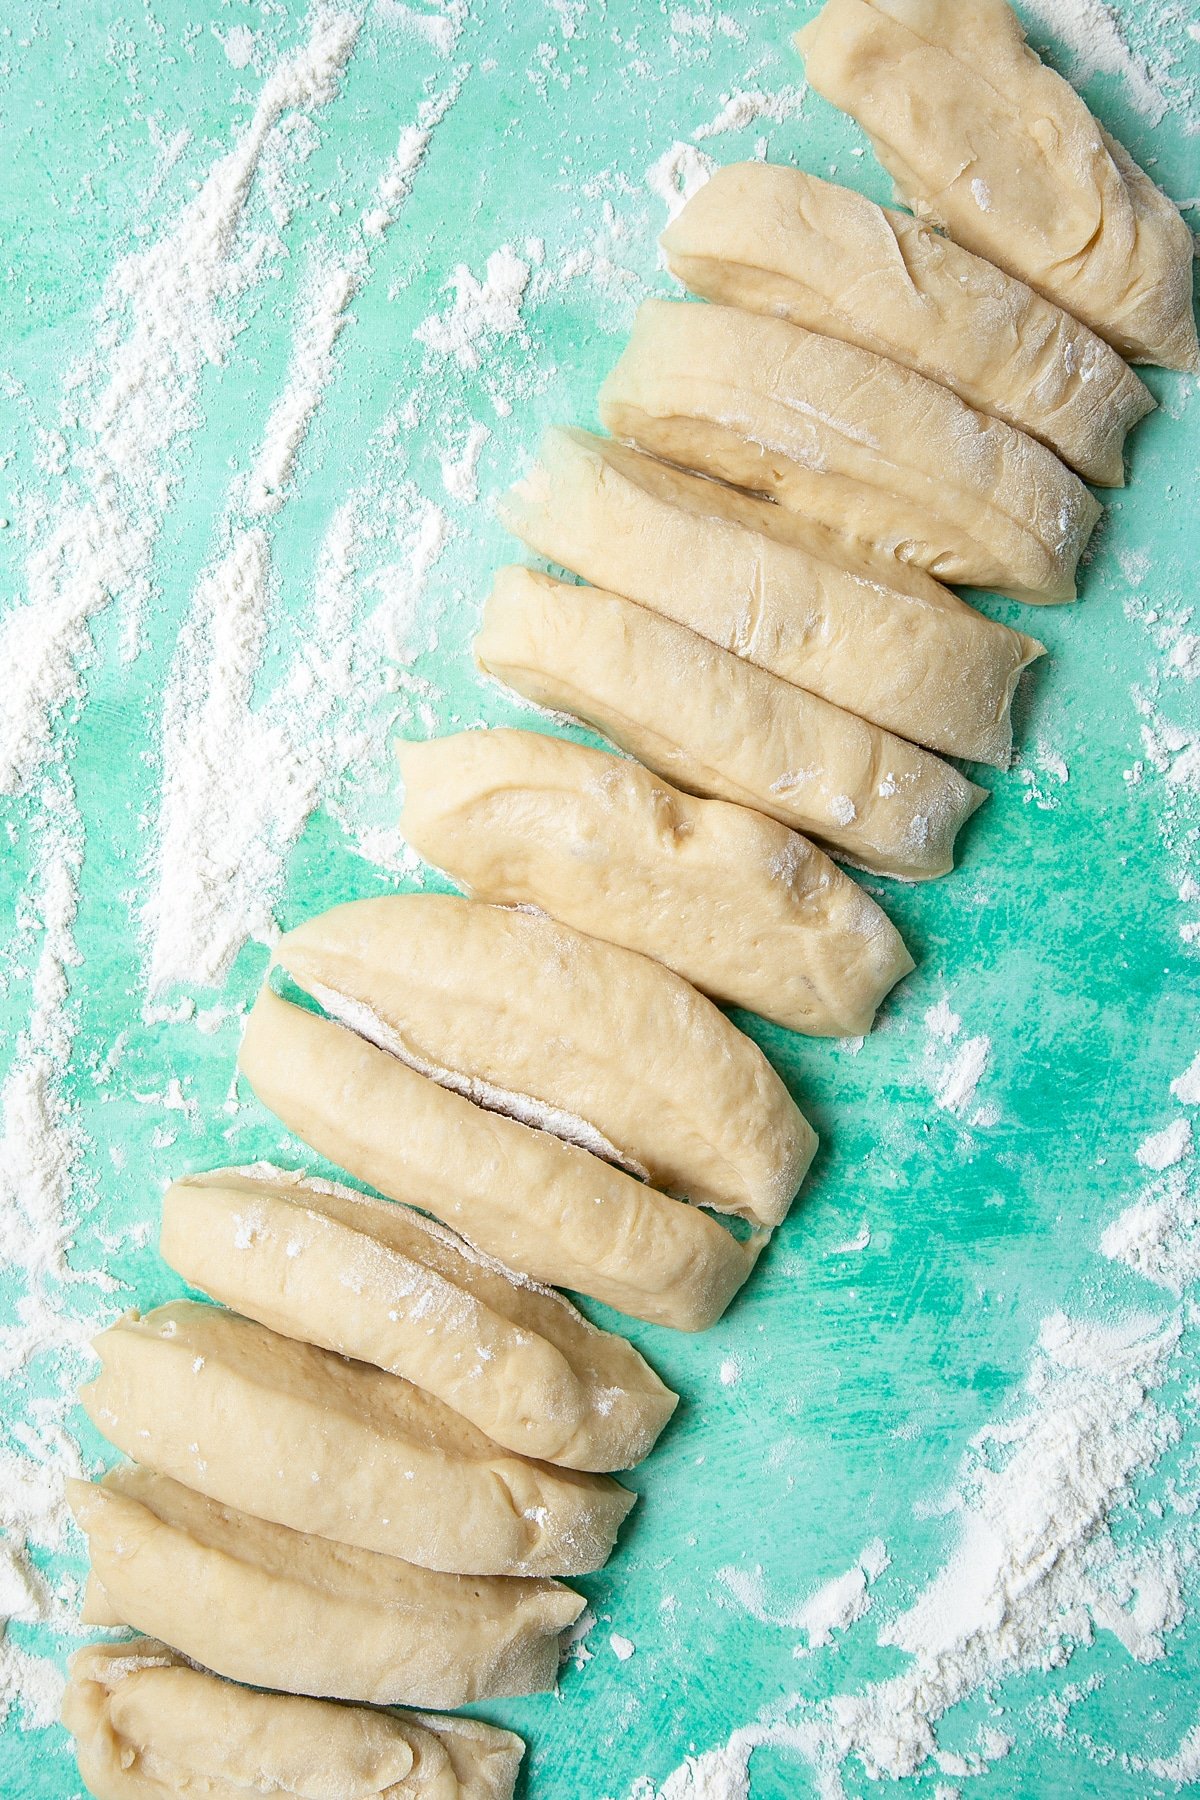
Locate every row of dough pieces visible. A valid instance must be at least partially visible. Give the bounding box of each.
[65,3,1197,1791]
[66,895,818,1794]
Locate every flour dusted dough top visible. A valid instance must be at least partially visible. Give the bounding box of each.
[661,162,1155,485]
[69,1466,582,1708]
[599,300,1101,604]
[161,1166,676,1472]
[81,1300,633,1576]
[274,893,815,1227]
[62,1638,524,1800]
[500,427,1041,766]
[796,0,1199,371]
[397,730,913,1038]
[477,565,984,879]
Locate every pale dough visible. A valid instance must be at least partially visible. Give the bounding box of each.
[238,984,761,1332]
[161,1166,676,1472]
[69,1467,582,1707]
[80,1301,633,1576]
[273,894,815,1228]
[398,731,914,1038]
[599,299,1101,604]
[796,0,1199,372]
[63,1638,524,1800]
[661,162,1154,485]
[499,427,1042,766]
[476,566,984,880]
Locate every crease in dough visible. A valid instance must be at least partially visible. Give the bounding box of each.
[237,982,762,1333]
[599,298,1102,604]
[272,893,815,1228]
[63,1637,525,1800]
[660,161,1155,485]
[396,730,914,1039]
[499,426,1042,766]
[795,0,1199,372]
[160,1165,677,1473]
[68,1466,583,1708]
[476,564,985,881]
[80,1301,634,1577]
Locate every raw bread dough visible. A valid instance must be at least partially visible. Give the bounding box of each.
[238,984,761,1332]
[598,300,1101,604]
[476,566,984,880]
[69,1467,582,1707]
[273,894,815,1228]
[796,0,1199,372]
[397,731,914,1038]
[80,1301,633,1576]
[63,1638,524,1800]
[661,163,1154,485]
[161,1166,676,1473]
[499,427,1041,766]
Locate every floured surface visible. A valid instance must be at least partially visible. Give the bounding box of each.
[0,2,1197,1797]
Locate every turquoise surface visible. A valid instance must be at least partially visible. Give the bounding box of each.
[1,2,1198,1796]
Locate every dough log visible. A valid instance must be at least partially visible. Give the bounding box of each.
[80,1301,634,1576]
[63,1637,525,1800]
[397,730,912,1036]
[499,426,1042,766]
[599,299,1101,604]
[238,984,761,1332]
[161,1166,677,1473]
[476,565,984,880]
[796,0,1199,372]
[661,162,1154,486]
[68,1467,583,1708]
[273,894,815,1227]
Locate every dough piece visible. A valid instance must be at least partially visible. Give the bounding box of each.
[661,163,1154,486]
[80,1301,633,1577]
[238,984,760,1333]
[69,1467,583,1707]
[499,427,1041,765]
[477,566,983,880]
[63,1638,524,1800]
[599,299,1101,604]
[796,0,1199,372]
[398,732,912,1037]
[161,1166,676,1473]
[273,894,815,1227]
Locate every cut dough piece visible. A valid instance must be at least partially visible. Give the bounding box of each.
[796,0,1199,372]
[80,1301,633,1576]
[477,566,983,880]
[599,299,1101,604]
[63,1638,524,1800]
[161,1166,676,1473]
[398,732,912,1038]
[238,984,761,1332]
[661,163,1154,486]
[273,894,815,1227]
[69,1466,583,1707]
[499,427,1041,765]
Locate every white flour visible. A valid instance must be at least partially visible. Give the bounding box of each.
[414,246,532,372]
[923,999,995,1123]
[1019,0,1181,125]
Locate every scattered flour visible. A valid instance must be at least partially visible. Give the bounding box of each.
[414,246,532,372]
[611,1634,636,1662]
[717,1540,889,1651]
[923,999,994,1122]
[646,142,715,224]
[1019,0,1177,126]
[440,419,490,505]
[1137,1117,1194,1171]
[691,86,807,141]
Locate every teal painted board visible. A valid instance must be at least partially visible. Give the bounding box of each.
[0,2,1198,1797]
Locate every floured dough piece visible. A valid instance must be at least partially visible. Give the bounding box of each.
[69,1466,582,1707]
[477,566,983,880]
[238,984,760,1332]
[796,0,1199,372]
[599,300,1101,603]
[398,732,912,1037]
[80,1302,633,1576]
[161,1167,676,1472]
[63,1638,524,1800]
[273,894,815,1227]
[499,428,1041,766]
[661,163,1154,485]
